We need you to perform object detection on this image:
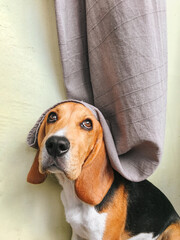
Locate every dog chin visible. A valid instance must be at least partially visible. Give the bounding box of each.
[40,149,80,180]
[48,166,79,182]
[46,164,65,174]
[40,156,66,175]
[40,147,70,173]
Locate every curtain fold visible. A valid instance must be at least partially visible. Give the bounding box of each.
[55,0,167,181]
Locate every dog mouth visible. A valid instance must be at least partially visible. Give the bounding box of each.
[45,162,61,172]
[41,155,66,174]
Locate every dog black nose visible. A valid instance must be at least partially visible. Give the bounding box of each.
[46,136,70,157]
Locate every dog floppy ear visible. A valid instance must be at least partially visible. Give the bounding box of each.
[27,120,47,184]
[75,135,114,205]
[27,150,47,184]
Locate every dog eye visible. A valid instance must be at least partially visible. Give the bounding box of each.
[47,112,58,123]
[80,119,93,130]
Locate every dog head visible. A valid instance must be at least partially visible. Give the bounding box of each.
[27,102,114,205]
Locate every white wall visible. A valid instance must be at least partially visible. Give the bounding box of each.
[0,0,179,239]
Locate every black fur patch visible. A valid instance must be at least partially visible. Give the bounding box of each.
[124,179,179,237]
[95,171,122,212]
[95,171,180,237]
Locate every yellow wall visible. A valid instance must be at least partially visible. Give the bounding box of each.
[0,0,179,239]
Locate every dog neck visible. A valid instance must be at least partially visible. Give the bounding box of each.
[54,172,107,240]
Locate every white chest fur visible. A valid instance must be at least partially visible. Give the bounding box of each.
[129,233,159,240]
[55,173,107,240]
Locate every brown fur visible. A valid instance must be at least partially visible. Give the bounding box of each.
[75,137,114,205]
[27,150,47,184]
[100,185,131,240]
[158,222,180,240]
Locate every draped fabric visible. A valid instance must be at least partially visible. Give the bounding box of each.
[54,0,167,181]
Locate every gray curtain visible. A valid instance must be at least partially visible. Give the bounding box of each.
[54,0,167,181]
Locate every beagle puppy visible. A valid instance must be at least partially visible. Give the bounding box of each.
[27,102,180,240]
